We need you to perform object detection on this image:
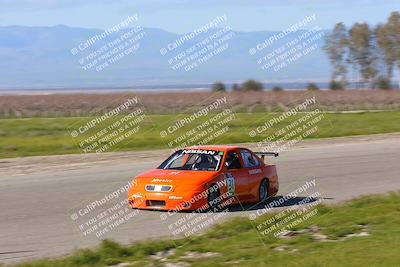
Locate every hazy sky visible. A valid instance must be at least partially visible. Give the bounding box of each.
[0,0,398,32]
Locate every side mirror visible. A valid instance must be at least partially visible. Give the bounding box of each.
[226,161,241,170]
[222,164,228,172]
[225,161,234,170]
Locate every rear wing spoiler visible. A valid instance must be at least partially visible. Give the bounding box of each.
[254,152,279,162]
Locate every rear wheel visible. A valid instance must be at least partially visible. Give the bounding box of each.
[259,179,269,202]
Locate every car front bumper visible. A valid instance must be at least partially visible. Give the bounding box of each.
[128,191,209,211]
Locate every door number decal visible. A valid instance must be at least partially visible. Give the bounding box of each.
[225,173,235,196]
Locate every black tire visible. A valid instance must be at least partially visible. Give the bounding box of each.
[207,184,221,211]
[258,179,269,202]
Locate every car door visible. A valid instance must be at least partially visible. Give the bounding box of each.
[239,149,264,200]
[224,149,249,200]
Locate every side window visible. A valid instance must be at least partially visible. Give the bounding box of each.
[225,152,241,169]
[251,153,261,167]
[240,150,260,168]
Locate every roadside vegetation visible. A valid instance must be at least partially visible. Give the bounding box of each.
[212,79,264,92]
[1,111,400,158]
[324,12,400,90]
[10,192,400,267]
[2,90,400,118]
[211,12,400,92]
[306,83,319,91]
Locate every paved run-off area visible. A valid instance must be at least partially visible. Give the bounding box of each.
[0,134,399,264]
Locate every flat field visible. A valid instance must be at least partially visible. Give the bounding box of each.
[1,90,400,118]
[1,111,400,158]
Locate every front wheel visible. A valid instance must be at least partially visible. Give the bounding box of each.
[258,179,269,202]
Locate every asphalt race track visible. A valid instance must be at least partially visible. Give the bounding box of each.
[1,135,399,264]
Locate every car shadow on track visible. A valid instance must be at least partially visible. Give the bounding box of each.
[226,195,333,212]
[136,195,334,214]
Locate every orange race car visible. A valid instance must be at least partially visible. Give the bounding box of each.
[127,145,279,211]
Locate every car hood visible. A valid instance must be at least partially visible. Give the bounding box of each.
[134,169,219,186]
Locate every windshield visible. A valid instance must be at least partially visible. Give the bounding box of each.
[158,149,224,171]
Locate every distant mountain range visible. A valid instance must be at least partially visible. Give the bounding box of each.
[0,25,332,90]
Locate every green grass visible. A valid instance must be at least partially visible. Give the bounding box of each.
[1,111,400,158]
[11,192,400,267]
